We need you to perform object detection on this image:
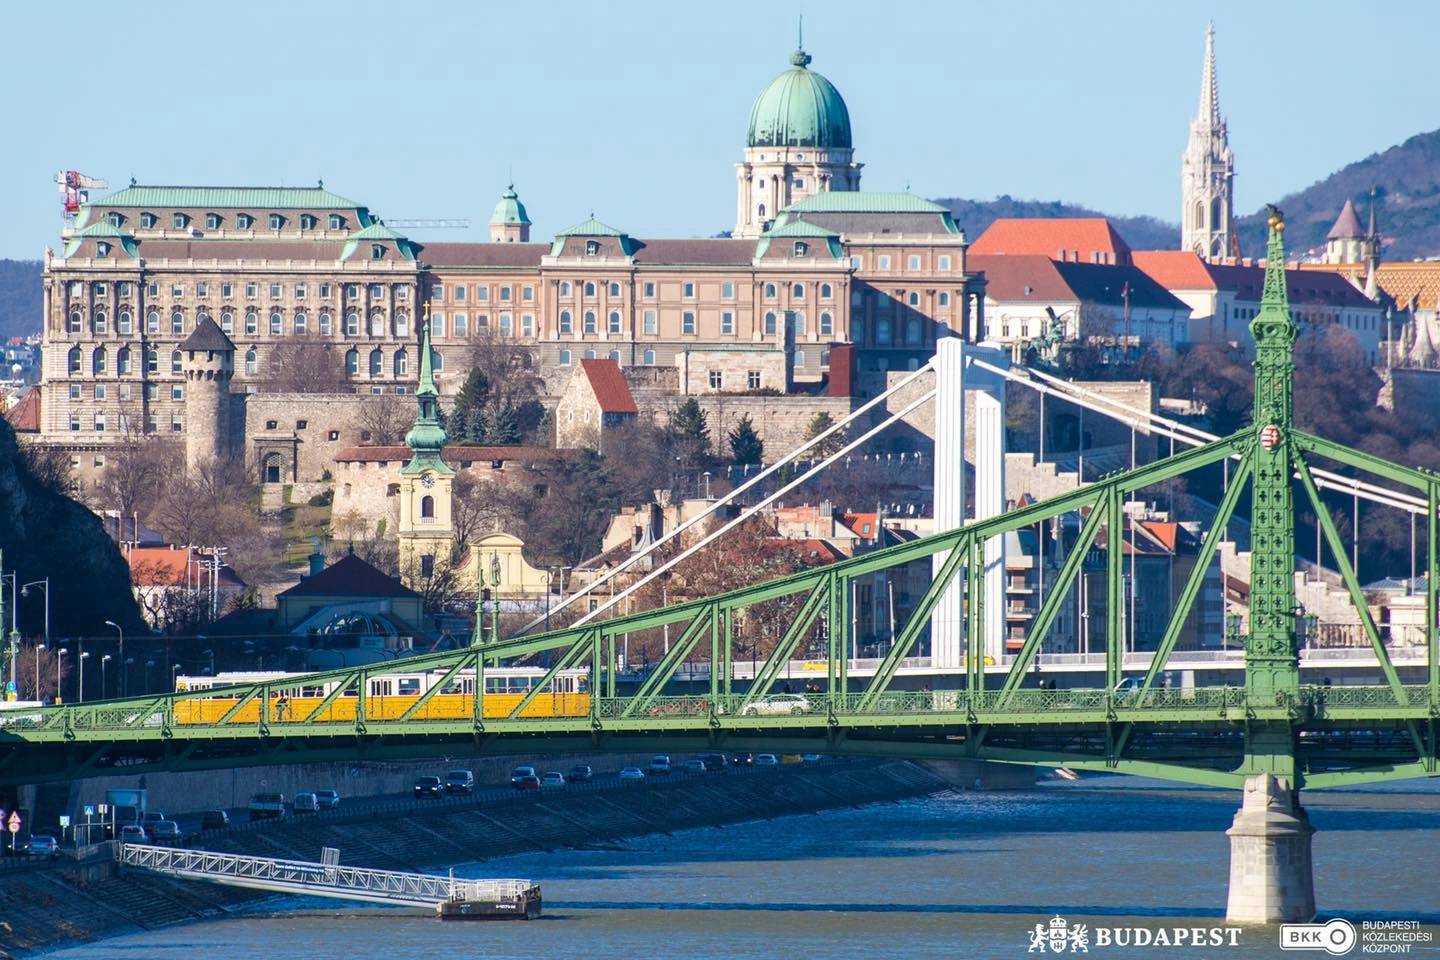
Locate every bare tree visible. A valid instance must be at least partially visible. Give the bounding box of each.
[452,471,511,547]
[263,339,352,393]
[355,393,412,445]
[19,441,76,497]
[96,435,182,522]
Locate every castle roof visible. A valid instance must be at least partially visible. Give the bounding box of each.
[747,47,852,150]
[1132,251,1218,290]
[970,218,1133,266]
[578,359,639,414]
[3,390,39,433]
[89,184,362,210]
[178,315,236,352]
[1327,199,1366,241]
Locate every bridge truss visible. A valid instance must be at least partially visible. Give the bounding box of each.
[1,214,1436,792]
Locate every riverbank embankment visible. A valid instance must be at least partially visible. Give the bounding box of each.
[1,758,948,956]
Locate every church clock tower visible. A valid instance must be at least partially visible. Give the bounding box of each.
[397,311,456,587]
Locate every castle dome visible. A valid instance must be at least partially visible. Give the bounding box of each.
[490,184,531,226]
[746,48,852,150]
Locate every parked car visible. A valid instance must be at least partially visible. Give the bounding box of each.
[413,776,443,799]
[741,693,812,717]
[618,766,646,782]
[200,810,230,831]
[540,771,567,788]
[800,754,823,763]
[510,765,538,786]
[118,824,148,844]
[729,753,754,766]
[24,835,58,859]
[681,759,707,773]
[313,789,341,811]
[699,753,728,771]
[647,755,672,775]
[568,764,594,783]
[248,793,286,820]
[141,811,167,828]
[512,774,542,791]
[292,792,320,814]
[150,821,183,844]
[445,770,475,794]
[754,753,780,766]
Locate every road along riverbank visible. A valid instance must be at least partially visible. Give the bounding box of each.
[0,758,947,956]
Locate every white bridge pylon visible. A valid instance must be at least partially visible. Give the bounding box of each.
[932,339,1008,668]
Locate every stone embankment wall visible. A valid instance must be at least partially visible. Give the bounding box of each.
[0,759,948,957]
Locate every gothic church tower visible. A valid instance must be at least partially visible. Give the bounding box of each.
[1181,23,1236,262]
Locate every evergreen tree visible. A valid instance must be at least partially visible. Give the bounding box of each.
[465,408,489,446]
[489,404,523,445]
[668,398,711,471]
[803,411,847,459]
[449,369,491,442]
[728,414,764,466]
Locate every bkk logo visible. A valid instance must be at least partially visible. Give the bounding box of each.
[1028,916,1244,953]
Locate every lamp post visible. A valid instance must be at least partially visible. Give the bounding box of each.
[32,644,44,703]
[202,649,215,675]
[170,663,180,690]
[56,647,66,702]
[22,579,49,653]
[0,572,18,698]
[101,655,112,699]
[125,658,134,698]
[144,660,154,695]
[104,620,123,696]
[79,651,90,703]
[702,471,712,499]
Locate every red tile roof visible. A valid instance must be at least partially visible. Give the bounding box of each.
[968,255,1078,301]
[126,545,244,588]
[1133,251,1217,291]
[580,359,639,414]
[277,553,418,598]
[4,391,39,433]
[971,218,1133,266]
[334,444,570,463]
[788,538,846,564]
[840,512,880,539]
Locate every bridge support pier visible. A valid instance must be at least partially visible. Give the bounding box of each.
[1224,773,1315,924]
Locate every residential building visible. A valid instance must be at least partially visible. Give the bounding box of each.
[555,359,639,450]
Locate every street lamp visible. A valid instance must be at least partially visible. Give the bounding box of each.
[56,647,67,702]
[170,663,180,689]
[79,651,90,703]
[101,655,112,699]
[202,649,215,675]
[125,658,134,697]
[144,660,154,695]
[32,644,44,703]
[702,471,712,499]
[22,579,49,654]
[104,620,124,696]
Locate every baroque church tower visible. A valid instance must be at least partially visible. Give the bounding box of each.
[1180,23,1236,261]
[397,311,456,587]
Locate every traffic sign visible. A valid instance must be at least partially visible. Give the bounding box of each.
[59,815,70,828]
[8,812,21,834]
[84,805,95,817]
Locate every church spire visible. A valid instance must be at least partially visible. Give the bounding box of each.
[402,305,452,476]
[1199,20,1220,128]
[1181,21,1235,263]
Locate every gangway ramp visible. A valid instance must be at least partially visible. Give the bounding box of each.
[116,843,541,920]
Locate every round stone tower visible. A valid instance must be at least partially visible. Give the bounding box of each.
[178,315,236,474]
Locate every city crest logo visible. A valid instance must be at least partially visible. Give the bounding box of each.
[1029,916,1090,954]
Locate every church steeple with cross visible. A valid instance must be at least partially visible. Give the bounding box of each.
[1181,22,1236,262]
[398,307,456,587]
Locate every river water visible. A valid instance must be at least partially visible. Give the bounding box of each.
[48,776,1440,959]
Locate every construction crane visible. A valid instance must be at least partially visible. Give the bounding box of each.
[381,218,471,229]
[56,170,108,215]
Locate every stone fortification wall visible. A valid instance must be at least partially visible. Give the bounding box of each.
[240,393,377,483]
[639,394,853,459]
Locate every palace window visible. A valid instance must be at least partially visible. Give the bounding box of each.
[236,213,253,229]
[608,282,620,297]
[908,255,921,271]
[721,311,734,335]
[329,214,345,230]
[708,370,723,389]
[369,349,383,376]
[499,313,513,337]
[643,349,655,365]
[500,286,511,302]
[119,310,133,334]
[393,349,408,376]
[722,281,734,299]
[318,312,332,335]
[245,349,258,374]
[820,283,832,299]
[559,281,571,297]
[345,348,358,375]
[246,311,258,335]
[793,283,805,299]
[147,309,160,334]
[206,213,222,229]
[171,350,182,374]
[748,370,762,389]
[764,283,777,299]
[820,311,833,336]
[793,351,805,369]
[878,255,891,272]
[117,347,131,374]
[764,312,777,336]
[608,311,621,334]
[584,282,596,297]
[171,310,185,335]
[559,310,572,334]
[172,212,188,229]
[559,349,572,366]
[269,214,284,230]
[146,348,158,373]
[644,281,656,298]
[939,292,950,307]
[643,310,657,335]
[522,314,534,337]
[270,312,282,336]
[584,311,597,334]
[140,212,157,228]
[92,347,107,374]
[938,255,952,271]
[294,312,307,335]
[93,311,107,334]
[682,311,696,335]
[67,347,81,373]
[300,214,317,230]
[683,282,695,299]
[792,311,806,335]
[171,385,184,401]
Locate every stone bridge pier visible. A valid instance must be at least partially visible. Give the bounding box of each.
[1225,773,1316,923]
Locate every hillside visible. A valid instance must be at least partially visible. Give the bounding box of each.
[934,195,1177,252]
[1236,128,1440,262]
[0,260,42,339]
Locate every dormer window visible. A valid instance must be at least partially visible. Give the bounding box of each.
[139,212,156,228]
[584,240,600,256]
[300,214,317,230]
[371,243,385,259]
[205,212,222,229]
[269,213,284,230]
[107,212,124,227]
[172,212,189,229]
[793,241,809,257]
[328,214,345,230]
[95,241,111,257]
[236,213,253,229]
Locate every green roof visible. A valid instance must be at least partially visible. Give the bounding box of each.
[64,221,139,258]
[786,191,947,214]
[72,222,134,238]
[350,222,408,240]
[341,223,417,261]
[754,218,843,259]
[556,215,625,237]
[490,185,531,226]
[747,48,852,149]
[87,185,363,210]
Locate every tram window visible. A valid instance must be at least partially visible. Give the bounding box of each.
[372,680,393,697]
[340,683,358,698]
[462,678,475,695]
[440,680,463,695]
[398,678,421,696]
[485,678,502,694]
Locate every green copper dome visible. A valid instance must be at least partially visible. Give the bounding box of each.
[746,48,852,150]
[490,184,530,226]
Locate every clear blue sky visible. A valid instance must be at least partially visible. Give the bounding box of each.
[1,0,1436,259]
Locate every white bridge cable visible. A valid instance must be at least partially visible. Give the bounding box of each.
[975,358,1431,516]
[517,358,937,634]
[573,387,937,627]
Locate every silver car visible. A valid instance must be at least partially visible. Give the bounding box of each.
[742,693,812,717]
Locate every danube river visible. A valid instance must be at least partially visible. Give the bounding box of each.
[49,776,1440,959]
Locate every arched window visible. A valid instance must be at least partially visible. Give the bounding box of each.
[293,312,307,335]
[1194,200,1205,229]
[764,283,777,299]
[584,282,596,297]
[758,203,766,218]
[370,313,385,337]
[67,346,81,373]
[793,350,805,369]
[245,349,258,374]
[907,292,920,307]
[146,348,158,373]
[93,311,107,334]
[431,350,443,370]
[421,495,435,519]
[67,311,82,334]
[791,311,806,335]
[583,349,596,359]
[345,348,358,375]
[906,318,922,345]
[92,347,107,374]
[939,292,950,307]
[793,283,805,299]
[171,310,184,335]
[559,281,572,297]
[609,349,621,362]
[876,318,892,344]
[345,312,359,336]
[146,309,160,334]
[170,350,182,374]
[118,310,132,335]
[820,311,833,336]
[220,310,234,334]
[559,349,572,366]
[559,310,573,334]
[609,282,621,297]
[319,312,333,336]
[820,283,832,299]
[245,311,258,336]
[394,311,408,337]
[583,311,597,334]
[117,346,131,374]
[643,349,656,365]
[393,349,408,376]
[369,349,383,376]
[269,311,282,336]
[608,310,621,334]
[1211,197,1223,230]
[764,312,777,336]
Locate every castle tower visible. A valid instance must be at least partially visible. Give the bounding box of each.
[397,311,456,586]
[734,37,861,239]
[489,184,531,242]
[1180,22,1236,262]
[178,316,235,473]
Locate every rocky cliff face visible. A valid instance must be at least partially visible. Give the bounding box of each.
[0,418,144,637]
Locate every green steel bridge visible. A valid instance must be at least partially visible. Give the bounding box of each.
[2,214,1437,795]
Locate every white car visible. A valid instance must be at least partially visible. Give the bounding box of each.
[741,693,812,717]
